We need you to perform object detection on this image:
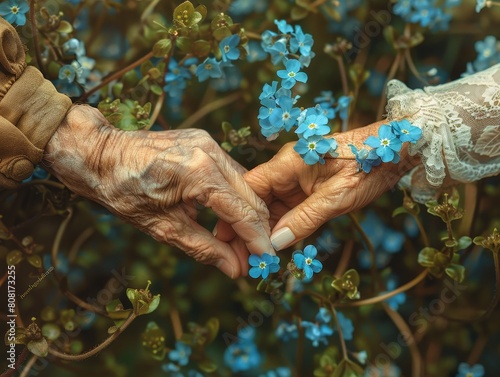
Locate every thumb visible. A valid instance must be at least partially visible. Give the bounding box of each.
[270,191,336,250]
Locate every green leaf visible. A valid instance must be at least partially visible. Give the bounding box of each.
[195,4,207,22]
[56,20,73,34]
[27,338,48,357]
[112,82,123,98]
[42,323,61,341]
[27,254,42,268]
[445,264,465,283]
[458,236,472,250]
[192,39,211,57]
[122,69,140,88]
[445,239,457,248]
[176,36,193,53]
[205,318,219,344]
[213,26,232,41]
[418,247,437,267]
[221,141,233,152]
[145,295,161,314]
[140,60,153,77]
[198,359,217,373]
[152,38,172,57]
[173,1,195,26]
[392,206,408,217]
[6,250,23,265]
[473,236,485,246]
[150,84,163,96]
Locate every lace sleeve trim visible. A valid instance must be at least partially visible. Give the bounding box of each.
[386,63,500,188]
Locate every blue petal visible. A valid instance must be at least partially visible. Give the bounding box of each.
[303,150,319,164]
[262,253,273,264]
[304,245,318,258]
[285,59,301,72]
[261,266,270,279]
[294,253,306,268]
[304,265,313,279]
[311,259,323,273]
[364,135,380,148]
[269,263,280,273]
[294,72,308,83]
[249,266,262,278]
[248,254,262,266]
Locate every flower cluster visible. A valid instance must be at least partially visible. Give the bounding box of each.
[258,20,354,165]
[55,38,97,98]
[351,119,422,173]
[195,34,242,86]
[464,35,500,75]
[392,0,463,31]
[248,245,324,281]
[162,341,192,374]
[224,327,261,373]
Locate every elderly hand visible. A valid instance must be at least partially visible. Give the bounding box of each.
[216,121,420,251]
[43,105,274,278]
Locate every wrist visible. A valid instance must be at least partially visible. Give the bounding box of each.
[42,105,122,193]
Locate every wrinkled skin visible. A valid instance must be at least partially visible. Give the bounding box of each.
[43,105,273,278]
[216,121,421,250]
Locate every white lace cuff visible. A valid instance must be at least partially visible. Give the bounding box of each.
[386,63,500,200]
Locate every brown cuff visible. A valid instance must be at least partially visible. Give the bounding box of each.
[0,18,72,188]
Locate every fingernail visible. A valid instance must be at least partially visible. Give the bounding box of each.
[266,248,276,256]
[271,227,295,251]
[212,225,218,237]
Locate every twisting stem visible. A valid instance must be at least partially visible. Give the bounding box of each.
[79,51,155,102]
[479,252,500,319]
[376,52,403,120]
[466,332,488,365]
[404,49,427,86]
[337,270,428,307]
[49,313,138,360]
[177,92,242,129]
[330,305,348,360]
[383,303,422,377]
[170,307,183,340]
[19,354,38,377]
[412,213,430,247]
[146,91,165,130]
[334,239,354,277]
[348,213,379,293]
[336,56,349,97]
[51,209,107,316]
[29,0,45,77]
[51,209,73,271]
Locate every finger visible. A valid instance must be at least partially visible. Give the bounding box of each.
[269,188,342,251]
[209,150,271,236]
[150,209,244,278]
[200,184,275,256]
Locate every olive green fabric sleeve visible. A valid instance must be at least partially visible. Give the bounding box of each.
[0,17,72,188]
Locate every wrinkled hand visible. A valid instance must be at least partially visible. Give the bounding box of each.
[43,105,273,278]
[217,121,420,251]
